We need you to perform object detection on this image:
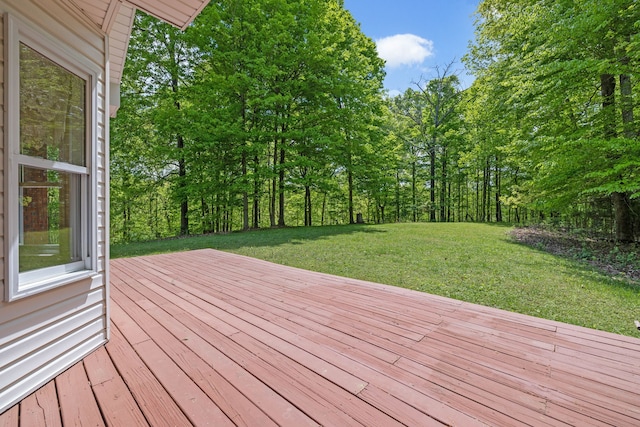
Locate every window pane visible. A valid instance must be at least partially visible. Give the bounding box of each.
[19,166,82,273]
[20,43,86,166]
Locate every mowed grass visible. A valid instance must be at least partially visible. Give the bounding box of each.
[111,223,640,337]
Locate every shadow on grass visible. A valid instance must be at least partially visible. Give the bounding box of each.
[111,223,386,259]
[507,231,640,295]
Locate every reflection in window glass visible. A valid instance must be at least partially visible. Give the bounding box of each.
[19,42,85,166]
[19,166,82,273]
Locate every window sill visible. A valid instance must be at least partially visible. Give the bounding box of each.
[8,270,98,302]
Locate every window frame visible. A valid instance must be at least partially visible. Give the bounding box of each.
[4,13,99,301]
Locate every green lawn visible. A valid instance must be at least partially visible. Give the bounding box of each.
[111,223,640,337]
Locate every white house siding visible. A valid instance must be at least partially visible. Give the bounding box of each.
[107,2,135,117]
[0,0,108,414]
[107,3,135,84]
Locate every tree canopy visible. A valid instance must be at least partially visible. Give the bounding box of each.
[111,0,640,243]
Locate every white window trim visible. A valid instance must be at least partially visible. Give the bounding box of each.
[4,13,100,301]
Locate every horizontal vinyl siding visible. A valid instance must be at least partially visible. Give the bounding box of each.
[0,0,108,415]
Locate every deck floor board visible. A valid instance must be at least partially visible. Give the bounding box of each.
[18,382,61,427]
[3,248,640,426]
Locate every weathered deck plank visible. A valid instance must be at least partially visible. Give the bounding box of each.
[3,248,640,426]
[83,347,149,427]
[55,362,105,427]
[17,382,62,427]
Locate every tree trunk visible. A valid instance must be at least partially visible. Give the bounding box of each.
[411,161,417,222]
[485,158,491,222]
[447,181,452,222]
[440,147,447,222]
[278,140,286,227]
[475,168,480,222]
[601,73,633,241]
[348,168,355,224]
[305,185,312,226]
[321,192,327,226]
[270,137,277,227]
[200,197,208,233]
[616,71,635,242]
[177,134,189,235]
[123,204,130,242]
[241,96,249,232]
[395,170,401,222]
[457,174,462,223]
[613,192,633,242]
[253,155,260,229]
[620,73,634,137]
[601,74,616,138]
[481,162,487,222]
[241,149,249,231]
[495,157,502,222]
[172,68,188,235]
[429,143,436,222]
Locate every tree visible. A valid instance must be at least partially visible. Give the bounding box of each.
[322,1,386,224]
[467,0,640,240]
[389,93,427,222]
[412,66,463,222]
[389,63,463,222]
[121,12,200,235]
[189,0,267,231]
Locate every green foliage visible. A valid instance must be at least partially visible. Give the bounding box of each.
[112,223,640,336]
[111,0,639,242]
[385,64,469,223]
[465,0,640,239]
[111,0,389,239]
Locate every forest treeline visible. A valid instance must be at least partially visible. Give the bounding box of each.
[111,0,640,243]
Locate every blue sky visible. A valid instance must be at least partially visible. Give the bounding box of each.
[343,0,480,95]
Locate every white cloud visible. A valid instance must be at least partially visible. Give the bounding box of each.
[376,34,435,68]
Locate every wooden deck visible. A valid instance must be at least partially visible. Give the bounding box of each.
[3,248,640,426]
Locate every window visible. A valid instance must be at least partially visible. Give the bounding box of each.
[5,15,98,300]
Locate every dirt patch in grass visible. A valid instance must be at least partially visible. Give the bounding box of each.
[511,226,640,283]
